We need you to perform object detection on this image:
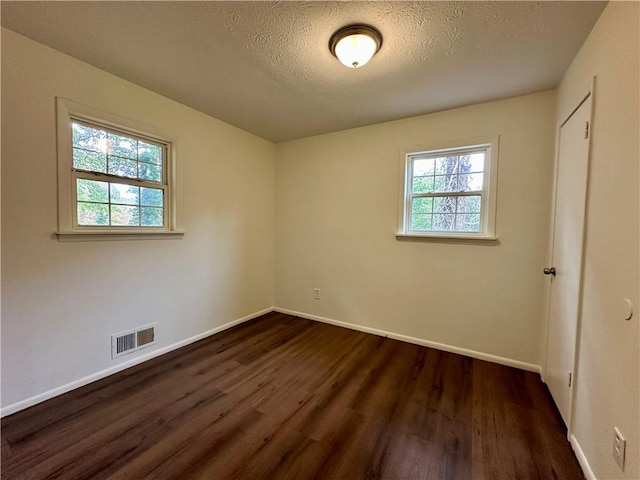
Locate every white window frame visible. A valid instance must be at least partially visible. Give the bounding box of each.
[397,135,499,240]
[56,98,183,240]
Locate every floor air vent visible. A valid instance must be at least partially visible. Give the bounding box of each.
[112,324,156,358]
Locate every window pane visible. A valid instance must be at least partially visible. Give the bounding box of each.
[111,205,140,226]
[412,197,433,214]
[434,175,459,192]
[72,123,107,152]
[413,158,435,176]
[141,207,164,226]
[140,187,163,207]
[435,156,458,175]
[455,214,481,232]
[138,142,162,165]
[78,202,109,225]
[433,196,457,213]
[73,149,107,172]
[405,145,492,236]
[457,195,482,213]
[110,183,139,205]
[108,157,138,178]
[108,132,137,159]
[412,176,434,193]
[432,213,456,231]
[139,163,162,182]
[67,113,173,232]
[467,153,485,173]
[411,213,432,231]
[458,173,483,191]
[77,179,108,203]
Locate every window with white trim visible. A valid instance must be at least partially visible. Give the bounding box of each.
[398,137,499,239]
[72,120,167,227]
[56,98,181,238]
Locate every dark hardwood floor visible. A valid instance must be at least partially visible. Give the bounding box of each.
[1,312,584,479]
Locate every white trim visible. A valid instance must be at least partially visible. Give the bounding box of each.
[274,307,541,374]
[56,97,182,237]
[396,232,497,242]
[570,434,596,480]
[567,80,596,440]
[56,230,185,241]
[0,307,273,418]
[543,80,595,436]
[1,305,544,417]
[397,134,500,240]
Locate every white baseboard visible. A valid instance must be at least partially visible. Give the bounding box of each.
[0,307,273,418]
[274,307,542,374]
[570,434,596,480]
[3,306,543,418]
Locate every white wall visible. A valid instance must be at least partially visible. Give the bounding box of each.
[556,3,639,479]
[275,91,556,368]
[1,29,276,410]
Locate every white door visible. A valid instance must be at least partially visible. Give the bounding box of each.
[545,94,592,427]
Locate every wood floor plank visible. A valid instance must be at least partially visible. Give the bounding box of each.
[2,358,240,475]
[229,430,329,480]
[1,312,585,480]
[369,431,434,479]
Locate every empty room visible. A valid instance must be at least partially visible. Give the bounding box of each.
[1,1,638,479]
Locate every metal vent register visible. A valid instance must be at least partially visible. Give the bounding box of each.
[111,324,156,358]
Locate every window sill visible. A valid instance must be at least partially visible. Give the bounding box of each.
[55,230,185,242]
[396,232,499,244]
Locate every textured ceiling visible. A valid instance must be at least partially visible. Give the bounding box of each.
[1,1,606,142]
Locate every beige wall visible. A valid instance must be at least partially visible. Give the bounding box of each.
[275,91,556,368]
[556,3,639,479]
[1,29,276,410]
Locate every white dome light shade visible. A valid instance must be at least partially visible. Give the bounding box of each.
[329,25,382,69]
[334,33,377,68]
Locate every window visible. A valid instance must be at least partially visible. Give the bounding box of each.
[56,98,182,239]
[397,136,499,239]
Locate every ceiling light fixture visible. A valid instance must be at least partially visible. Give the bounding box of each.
[329,24,383,69]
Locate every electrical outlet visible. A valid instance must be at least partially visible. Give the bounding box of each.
[314,288,320,300]
[613,427,626,471]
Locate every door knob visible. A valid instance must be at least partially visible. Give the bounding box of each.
[543,267,556,276]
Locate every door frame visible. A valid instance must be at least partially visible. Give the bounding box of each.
[542,77,596,438]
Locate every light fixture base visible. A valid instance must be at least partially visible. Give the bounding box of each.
[329,24,383,68]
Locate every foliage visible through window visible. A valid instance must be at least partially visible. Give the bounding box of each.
[403,143,496,236]
[71,121,167,227]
